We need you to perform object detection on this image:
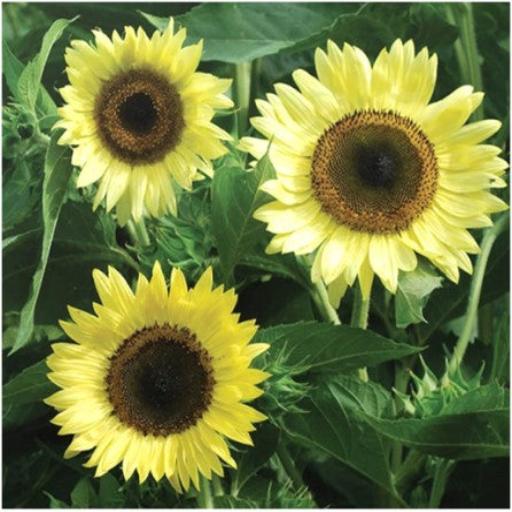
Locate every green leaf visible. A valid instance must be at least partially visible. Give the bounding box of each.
[10,132,73,354]
[2,42,57,117]
[143,4,360,63]
[17,17,76,112]
[3,360,56,430]
[3,202,135,327]
[395,261,443,329]
[3,42,24,98]
[44,492,69,508]
[211,155,275,284]
[368,410,508,460]
[98,474,123,507]
[239,251,310,290]
[441,383,507,415]
[254,321,422,372]
[231,422,280,495]
[283,377,403,504]
[3,323,62,350]
[366,384,509,460]
[70,477,97,508]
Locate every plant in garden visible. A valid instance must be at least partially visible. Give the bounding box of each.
[2,2,510,509]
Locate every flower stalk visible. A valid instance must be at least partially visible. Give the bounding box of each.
[448,212,508,373]
[197,476,214,508]
[445,3,484,120]
[351,283,371,382]
[235,61,252,137]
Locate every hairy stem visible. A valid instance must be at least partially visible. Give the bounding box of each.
[197,476,214,508]
[235,61,252,137]
[350,283,371,381]
[276,442,304,490]
[448,213,508,373]
[126,218,151,248]
[428,459,455,508]
[445,3,484,120]
[312,279,341,325]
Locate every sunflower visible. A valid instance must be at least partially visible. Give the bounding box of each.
[240,39,507,301]
[44,263,269,491]
[56,19,232,225]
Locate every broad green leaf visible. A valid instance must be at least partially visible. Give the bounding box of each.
[17,17,75,112]
[44,492,69,508]
[238,278,315,327]
[3,323,62,350]
[10,132,73,354]
[367,410,508,460]
[254,321,422,372]
[3,360,55,407]
[366,384,509,460]
[143,3,360,63]
[231,422,280,495]
[211,155,275,284]
[395,261,443,329]
[3,42,24,98]
[283,377,403,504]
[71,478,97,508]
[2,42,57,117]
[440,383,508,415]
[314,459,382,508]
[4,201,136,329]
[239,251,310,290]
[3,360,56,430]
[98,474,123,508]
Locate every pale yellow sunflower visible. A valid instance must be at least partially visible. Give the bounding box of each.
[241,39,507,302]
[56,19,232,225]
[45,263,269,492]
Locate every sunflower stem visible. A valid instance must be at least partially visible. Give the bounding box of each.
[235,61,252,137]
[350,283,371,382]
[312,279,341,325]
[448,212,508,374]
[445,3,484,120]
[276,442,304,490]
[197,476,214,508]
[126,218,151,248]
[428,459,455,508]
[211,475,224,497]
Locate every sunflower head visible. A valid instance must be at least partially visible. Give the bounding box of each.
[56,19,233,225]
[45,263,269,492]
[241,39,507,298]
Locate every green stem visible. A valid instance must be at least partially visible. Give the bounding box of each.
[211,474,224,497]
[428,459,454,508]
[350,284,370,329]
[445,3,483,120]
[350,283,371,381]
[395,450,427,495]
[235,61,252,137]
[197,476,214,508]
[276,442,304,490]
[312,279,341,325]
[126,218,151,248]
[448,213,508,373]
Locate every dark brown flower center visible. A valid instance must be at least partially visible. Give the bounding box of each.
[107,324,214,436]
[95,69,185,165]
[311,110,438,234]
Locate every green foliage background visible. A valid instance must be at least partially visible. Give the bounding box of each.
[2,2,510,508]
